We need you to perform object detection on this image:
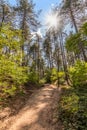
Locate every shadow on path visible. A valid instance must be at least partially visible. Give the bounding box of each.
[1,84,62,130]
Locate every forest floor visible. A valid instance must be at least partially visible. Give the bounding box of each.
[0,84,63,130]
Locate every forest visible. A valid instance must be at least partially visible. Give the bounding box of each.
[0,0,87,130]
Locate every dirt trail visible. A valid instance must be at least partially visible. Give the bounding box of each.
[0,84,62,130]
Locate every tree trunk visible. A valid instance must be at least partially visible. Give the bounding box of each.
[70,6,87,62]
[69,7,78,33]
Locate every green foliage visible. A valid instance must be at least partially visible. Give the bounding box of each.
[80,22,87,36]
[59,60,87,130]
[45,68,65,84]
[61,93,79,113]
[69,60,87,87]
[0,24,28,97]
[51,68,65,84]
[59,86,87,130]
[51,68,58,82]
[28,71,39,84]
[64,23,87,129]
[44,69,52,83]
[65,33,81,54]
[2,85,17,96]
[39,78,46,85]
[58,71,65,84]
[65,22,87,55]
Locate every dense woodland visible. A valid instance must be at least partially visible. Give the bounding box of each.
[0,0,87,129]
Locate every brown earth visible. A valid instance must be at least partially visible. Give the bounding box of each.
[0,84,63,130]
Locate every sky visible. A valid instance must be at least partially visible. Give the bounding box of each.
[9,0,61,33]
[9,0,61,10]
[9,0,61,20]
[33,0,61,23]
[33,0,61,11]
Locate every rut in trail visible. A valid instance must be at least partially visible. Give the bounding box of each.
[0,84,62,130]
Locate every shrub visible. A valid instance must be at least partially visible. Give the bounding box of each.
[58,85,87,130]
[44,69,52,83]
[51,68,65,84]
[0,58,28,97]
[28,71,39,84]
[51,68,58,83]
[69,60,87,87]
[44,68,65,84]
[0,24,28,97]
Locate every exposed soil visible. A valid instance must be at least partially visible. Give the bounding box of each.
[0,84,63,130]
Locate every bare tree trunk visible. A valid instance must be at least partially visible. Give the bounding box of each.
[37,36,40,83]
[70,3,87,61]
[59,33,71,86]
[70,8,78,33]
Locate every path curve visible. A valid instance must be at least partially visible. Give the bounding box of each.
[0,84,62,130]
